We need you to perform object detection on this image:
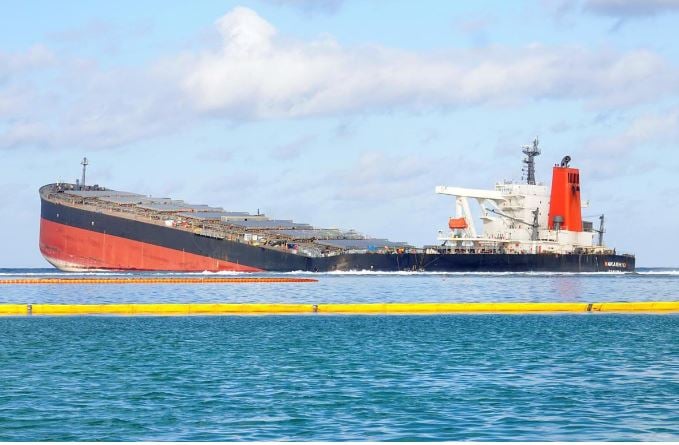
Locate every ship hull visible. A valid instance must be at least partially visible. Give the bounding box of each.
[40,198,635,273]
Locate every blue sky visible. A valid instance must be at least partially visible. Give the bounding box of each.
[2,0,679,267]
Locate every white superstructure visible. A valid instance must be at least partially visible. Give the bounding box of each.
[435,139,609,255]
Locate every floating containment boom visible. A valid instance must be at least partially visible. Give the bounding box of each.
[0,277,317,285]
[0,301,677,316]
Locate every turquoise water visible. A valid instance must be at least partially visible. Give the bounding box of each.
[0,269,678,441]
[2,268,679,304]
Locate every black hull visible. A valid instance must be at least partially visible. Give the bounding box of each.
[40,198,635,272]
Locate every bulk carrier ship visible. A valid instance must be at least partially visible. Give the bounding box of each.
[39,140,634,272]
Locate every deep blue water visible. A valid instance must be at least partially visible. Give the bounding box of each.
[0,268,678,441]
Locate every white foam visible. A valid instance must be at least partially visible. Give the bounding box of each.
[199,270,248,276]
[636,270,679,275]
[0,271,132,276]
[3,269,670,278]
[276,270,632,276]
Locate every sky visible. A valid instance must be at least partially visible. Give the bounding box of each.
[2,0,679,267]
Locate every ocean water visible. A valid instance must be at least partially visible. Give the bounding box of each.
[0,268,678,441]
[2,267,679,304]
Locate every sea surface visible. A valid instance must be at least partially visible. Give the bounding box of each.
[0,268,678,441]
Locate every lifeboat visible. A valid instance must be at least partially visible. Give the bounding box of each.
[448,217,468,230]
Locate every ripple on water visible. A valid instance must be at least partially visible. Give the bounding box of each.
[2,268,679,304]
[0,314,677,441]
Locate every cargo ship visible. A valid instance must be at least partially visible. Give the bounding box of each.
[39,140,634,272]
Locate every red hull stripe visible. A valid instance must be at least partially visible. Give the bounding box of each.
[39,218,263,272]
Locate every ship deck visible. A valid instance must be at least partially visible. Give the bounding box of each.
[39,183,413,259]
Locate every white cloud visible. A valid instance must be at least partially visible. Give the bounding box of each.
[215,7,276,53]
[0,45,55,74]
[0,45,56,119]
[1,7,679,151]
[0,48,189,150]
[547,0,679,24]
[585,108,679,155]
[182,8,678,119]
[584,0,679,17]
[573,108,679,180]
[330,151,440,202]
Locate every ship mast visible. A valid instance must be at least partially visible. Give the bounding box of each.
[522,137,541,185]
[597,214,605,247]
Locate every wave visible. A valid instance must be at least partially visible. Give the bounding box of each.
[4,268,678,278]
[635,270,679,275]
[198,270,248,275]
[275,270,632,276]
[0,271,134,276]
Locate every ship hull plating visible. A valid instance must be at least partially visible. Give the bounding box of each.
[39,198,634,273]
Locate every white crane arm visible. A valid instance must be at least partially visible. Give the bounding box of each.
[435,186,505,202]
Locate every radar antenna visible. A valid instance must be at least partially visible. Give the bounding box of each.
[521,137,541,185]
[80,157,88,190]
